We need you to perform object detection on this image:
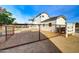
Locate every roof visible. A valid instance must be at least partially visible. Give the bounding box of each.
[35,12,49,18]
[31,12,49,21]
[41,15,66,23]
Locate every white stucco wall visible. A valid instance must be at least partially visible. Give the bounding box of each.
[40,13,49,21]
[41,20,56,32]
[32,13,66,32]
[56,17,66,25]
[33,13,49,24]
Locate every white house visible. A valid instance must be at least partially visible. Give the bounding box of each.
[32,13,49,24]
[31,12,66,32]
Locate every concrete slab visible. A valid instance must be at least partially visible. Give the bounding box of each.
[49,36,79,53]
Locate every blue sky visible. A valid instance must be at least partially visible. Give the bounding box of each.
[0,5,79,23]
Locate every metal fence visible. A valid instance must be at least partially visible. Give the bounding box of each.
[5,25,15,40]
[1,24,66,41]
[0,24,47,50]
[0,24,65,50]
[0,25,15,43]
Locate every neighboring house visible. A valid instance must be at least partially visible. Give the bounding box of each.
[31,12,66,32]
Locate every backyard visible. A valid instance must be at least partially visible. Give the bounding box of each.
[0,28,61,53]
[0,26,79,53]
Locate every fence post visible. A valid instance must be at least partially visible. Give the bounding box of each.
[13,26,15,35]
[5,25,7,41]
[39,24,40,41]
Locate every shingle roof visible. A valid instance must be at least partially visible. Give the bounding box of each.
[41,16,66,23]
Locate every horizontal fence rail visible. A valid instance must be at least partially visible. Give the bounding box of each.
[0,24,66,50]
[5,25,15,41]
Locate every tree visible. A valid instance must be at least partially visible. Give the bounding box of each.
[0,7,16,25]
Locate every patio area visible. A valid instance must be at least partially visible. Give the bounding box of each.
[48,34,79,53]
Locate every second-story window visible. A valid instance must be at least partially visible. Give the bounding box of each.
[40,15,44,18]
[42,15,44,17]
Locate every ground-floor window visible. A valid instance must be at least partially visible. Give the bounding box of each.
[49,23,52,27]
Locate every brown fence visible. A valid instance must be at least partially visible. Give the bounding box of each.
[5,25,15,40]
[4,24,66,41]
[0,24,66,50]
[4,24,41,41]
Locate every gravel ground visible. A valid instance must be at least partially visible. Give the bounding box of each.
[0,31,61,53]
[0,40,61,53]
[0,31,46,49]
[0,36,5,43]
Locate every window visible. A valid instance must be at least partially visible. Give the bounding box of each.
[49,23,52,27]
[42,15,44,17]
[40,15,44,18]
[43,24,45,27]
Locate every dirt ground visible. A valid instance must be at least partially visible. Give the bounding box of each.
[0,40,61,53]
[0,31,61,53]
[0,29,79,53]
